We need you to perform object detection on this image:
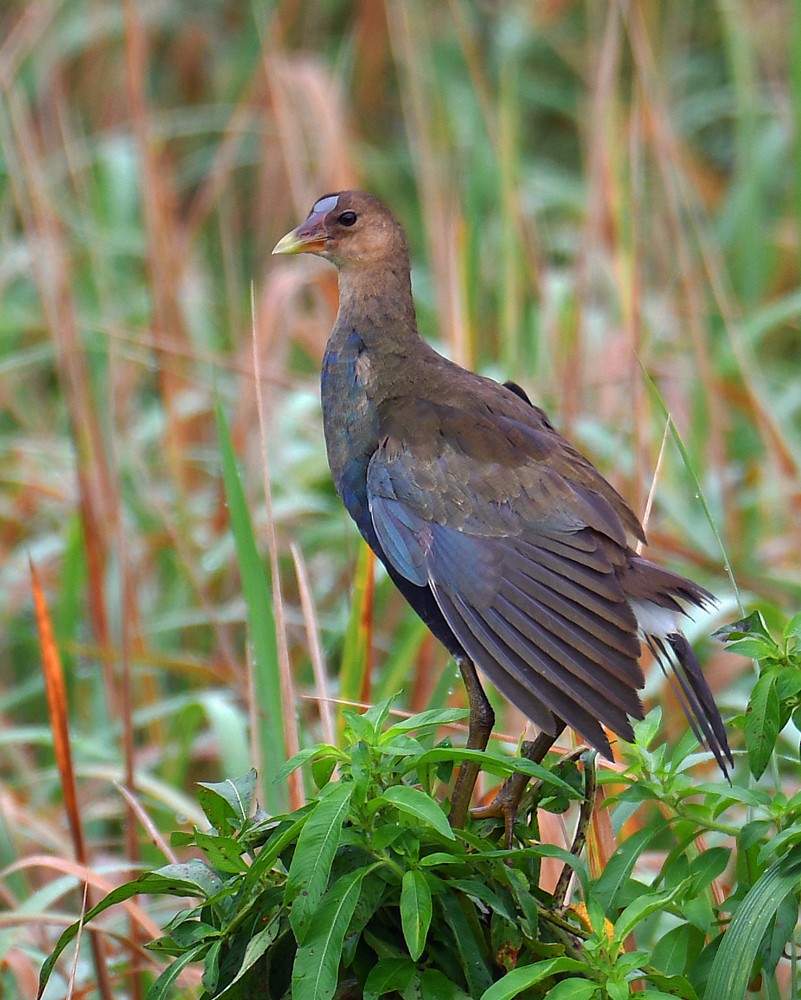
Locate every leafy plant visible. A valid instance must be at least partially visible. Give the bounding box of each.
[716,611,801,780]
[37,619,801,999]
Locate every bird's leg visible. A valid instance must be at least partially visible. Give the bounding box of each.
[471,724,566,847]
[449,657,495,828]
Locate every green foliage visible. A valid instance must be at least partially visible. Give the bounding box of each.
[38,622,801,998]
[716,611,801,779]
[4,1,801,996]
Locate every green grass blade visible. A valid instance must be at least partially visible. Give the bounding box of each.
[704,845,801,999]
[215,396,286,812]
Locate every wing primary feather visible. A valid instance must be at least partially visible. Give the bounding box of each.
[493,594,643,711]
[504,571,639,660]
[506,549,636,633]
[434,584,629,753]
[498,586,641,683]
[483,605,641,733]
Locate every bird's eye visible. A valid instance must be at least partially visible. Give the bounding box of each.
[337,211,357,227]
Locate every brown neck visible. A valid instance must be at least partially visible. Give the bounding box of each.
[335,260,419,349]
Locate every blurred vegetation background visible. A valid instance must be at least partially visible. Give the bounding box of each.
[1,0,800,995]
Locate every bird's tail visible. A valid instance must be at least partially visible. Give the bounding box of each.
[643,629,732,778]
[626,556,732,778]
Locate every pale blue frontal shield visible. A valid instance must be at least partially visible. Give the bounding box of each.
[311,194,339,215]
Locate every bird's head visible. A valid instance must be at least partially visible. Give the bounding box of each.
[272,191,409,272]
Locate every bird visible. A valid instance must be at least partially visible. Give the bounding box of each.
[272,191,732,828]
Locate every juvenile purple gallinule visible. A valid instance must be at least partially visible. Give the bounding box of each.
[273,191,731,829]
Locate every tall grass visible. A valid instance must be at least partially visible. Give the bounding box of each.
[0,0,798,995]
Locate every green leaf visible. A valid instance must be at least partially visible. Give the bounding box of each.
[243,813,309,891]
[613,882,688,944]
[479,957,587,1000]
[451,878,518,925]
[714,611,772,643]
[382,707,469,740]
[196,771,257,829]
[286,780,354,942]
[775,666,801,702]
[592,822,665,911]
[380,785,455,840]
[216,398,286,811]
[215,914,281,997]
[439,893,493,995]
[533,978,599,999]
[642,969,700,1000]
[400,869,432,960]
[419,968,473,999]
[744,671,780,779]
[783,612,801,644]
[311,754,338,789]
[192,830,249,874]
[739,819,773,851]
[362,693,400,731]
[291,868,367,1000]
[689,847,730,892]
[273,745,334,783]
[411,747,580,798]
[650,924,702,977]
[38,865,221,995]
[146,943,209,999]
[704,845,801,999]
[724,636,777,659]
[364,957,416,1000]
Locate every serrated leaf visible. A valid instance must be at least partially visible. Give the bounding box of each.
[381,785,455,840]
[704,845,801,999]
[744,672,780,779]
[286,780,354,942]
[401,869,432,960]
[291,868,367,1000]
[479,957,588,1000]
